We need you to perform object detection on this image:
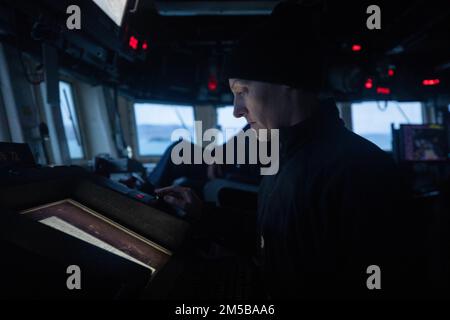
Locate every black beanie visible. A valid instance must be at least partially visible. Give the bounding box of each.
[224,1,324,91]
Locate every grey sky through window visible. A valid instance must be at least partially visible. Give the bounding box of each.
[351,101,423,151]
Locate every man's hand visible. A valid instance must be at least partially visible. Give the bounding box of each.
[155,185,203,219]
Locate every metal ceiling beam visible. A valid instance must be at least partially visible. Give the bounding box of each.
[154,1,277,16]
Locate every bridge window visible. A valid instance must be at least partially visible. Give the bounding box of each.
[59,81,84,159]
[134,103,195,156]
[216,106,247,145]
[351,101,423,151]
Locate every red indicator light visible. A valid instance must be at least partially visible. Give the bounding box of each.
[136,193,145,199]
[142,41,148,50]
[377,87,390,95]
[365,78,373,89]
[352,44,362,52]
[388,69,395,77]
[208,78,217,91]
[129,36,138,50]
[422,79,440,86]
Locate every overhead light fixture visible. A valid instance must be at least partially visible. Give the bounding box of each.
[208,77,217,91]
[352,44,362,52]
[129,36,138,50]
[422,79,440,86]
[376,87,390,95]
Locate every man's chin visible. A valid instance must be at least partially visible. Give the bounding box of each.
[249,125,272,141]
[249,122,262,130]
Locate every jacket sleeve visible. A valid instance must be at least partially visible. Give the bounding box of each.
[192,202,258,255]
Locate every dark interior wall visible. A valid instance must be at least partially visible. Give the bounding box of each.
[2,44,47,163]
[0,71,12,142]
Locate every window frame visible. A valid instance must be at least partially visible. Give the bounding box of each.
[215,104,248,144]
[131,100,196,161]
[350,100,425,152]
[58,79,87,162]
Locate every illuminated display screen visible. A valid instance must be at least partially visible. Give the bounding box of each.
[92,0,128,27]
[21,199,171,272]
[401,125,447,161]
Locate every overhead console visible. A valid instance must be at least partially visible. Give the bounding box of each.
[0,0,148,82]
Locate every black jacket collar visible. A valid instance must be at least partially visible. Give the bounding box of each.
[278,98,344,158]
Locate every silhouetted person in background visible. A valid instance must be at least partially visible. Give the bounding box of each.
[149,124,262,196]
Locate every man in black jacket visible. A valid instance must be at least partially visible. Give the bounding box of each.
[156,1,419,299]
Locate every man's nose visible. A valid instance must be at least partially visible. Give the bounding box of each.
[233,100,247,118]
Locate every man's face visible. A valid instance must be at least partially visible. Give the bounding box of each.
[229,78,286,130]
